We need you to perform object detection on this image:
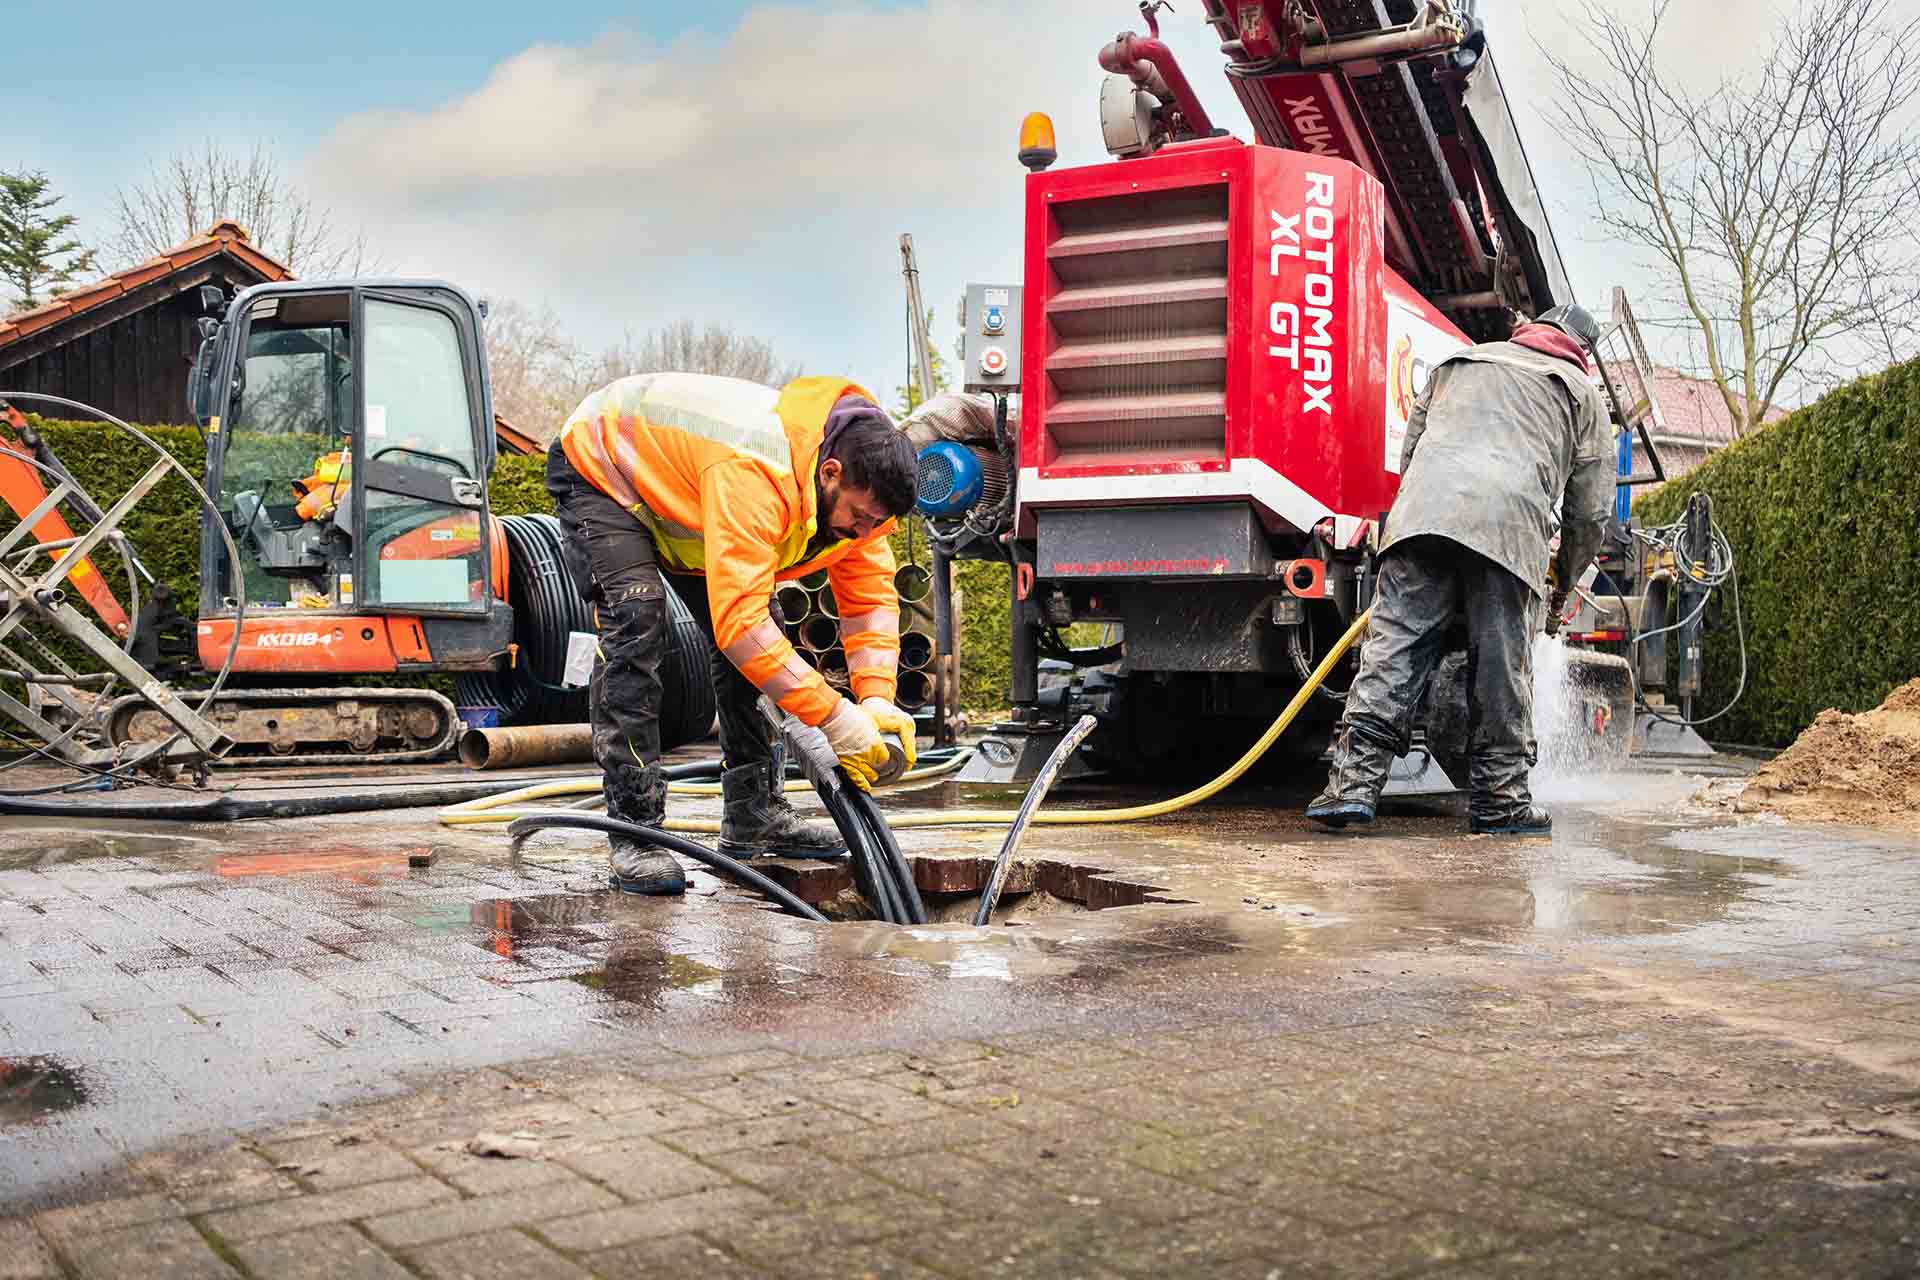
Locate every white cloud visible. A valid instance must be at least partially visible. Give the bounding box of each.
[302,0,1884,403]
[303,0,1241,396]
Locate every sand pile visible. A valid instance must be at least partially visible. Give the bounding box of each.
[1728,678,1920,828]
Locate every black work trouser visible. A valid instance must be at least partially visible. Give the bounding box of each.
[1342,534,1541,818]
[545,447,774,822]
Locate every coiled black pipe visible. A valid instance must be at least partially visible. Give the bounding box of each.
[505,811,828,924]
[458,514,714,747]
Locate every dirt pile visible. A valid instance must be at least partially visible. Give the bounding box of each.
[1727,678,1920,828]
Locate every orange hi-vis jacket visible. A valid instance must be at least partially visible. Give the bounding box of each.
[559,372,900,728]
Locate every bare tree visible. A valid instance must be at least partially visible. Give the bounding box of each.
[482,307,803,444]
[108,142,372,277]
[482,299,592,439]
[1545,0,1920,433]
[592,320,803,389]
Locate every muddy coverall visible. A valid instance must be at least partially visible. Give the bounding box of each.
[545,372,902,844]
[1319,338,1613,823]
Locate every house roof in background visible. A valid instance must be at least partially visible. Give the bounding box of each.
[0,220,292,351]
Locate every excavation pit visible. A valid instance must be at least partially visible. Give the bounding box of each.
[753,852,1191,924]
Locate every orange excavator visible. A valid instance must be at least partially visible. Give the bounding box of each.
[4,279,712,767]
[0,280,719,767]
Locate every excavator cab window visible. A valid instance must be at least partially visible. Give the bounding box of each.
[206,286,491,617]
[212,290,354,609]
[357,296,487,611]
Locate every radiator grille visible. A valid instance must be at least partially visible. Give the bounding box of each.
[1041,184,1230,465]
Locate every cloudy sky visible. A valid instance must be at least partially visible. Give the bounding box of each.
[7,0,1857,409]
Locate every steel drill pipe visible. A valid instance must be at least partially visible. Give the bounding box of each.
[458,723,594,770]
[774,583,813,627]
[897,668,933,710]
[899,631,934,671]
[818,648,850,689]
[800,614,840,653]
[816,587,839,620]
[894,564,932,605]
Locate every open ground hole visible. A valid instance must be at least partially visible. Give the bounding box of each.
[755,853,1192,924]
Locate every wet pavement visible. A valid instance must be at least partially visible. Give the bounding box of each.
[4,749,1920,1276]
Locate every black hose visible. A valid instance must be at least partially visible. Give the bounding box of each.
[0,777,559,821]
[974,714,1099,926]
[835,788,904,923]
[506,811,828,924]
[848,786,926,925]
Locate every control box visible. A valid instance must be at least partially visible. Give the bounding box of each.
[961,283,1022,394]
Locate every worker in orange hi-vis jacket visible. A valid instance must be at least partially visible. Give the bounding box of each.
[545,372,920,896]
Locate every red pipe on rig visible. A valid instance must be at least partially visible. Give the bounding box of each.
[1097,4,1216,139]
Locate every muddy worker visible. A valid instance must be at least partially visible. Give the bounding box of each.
[546,373,921,895]
[1307,304,1612,836]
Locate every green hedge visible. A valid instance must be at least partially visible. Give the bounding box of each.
[1635,356,1920,746]
[14,422,1017,714]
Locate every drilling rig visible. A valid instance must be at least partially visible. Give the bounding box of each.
[915,1,1697,784]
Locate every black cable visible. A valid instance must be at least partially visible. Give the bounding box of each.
[847,786,926,925]
[839,790,905,924]
[504,811,829,924]
[0,776,542,820]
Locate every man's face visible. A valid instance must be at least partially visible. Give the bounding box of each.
[816,459,892,541]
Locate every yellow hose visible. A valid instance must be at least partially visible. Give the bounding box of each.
[440,608,1370,833]
[665,749,970,796]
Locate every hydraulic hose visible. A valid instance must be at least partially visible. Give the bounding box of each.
[505,811,828,924]
[843,799,905,924]
[847,785,927,925]
[973,713,1098,926]
[0,776,577,821]
[440,609,1373,833]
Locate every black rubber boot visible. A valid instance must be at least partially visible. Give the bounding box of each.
[605,763,685,895]
[1306,724,1399,830]
[716,761,846,860]
[1469,806,1553,837]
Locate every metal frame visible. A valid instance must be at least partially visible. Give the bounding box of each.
[0,460,234,769]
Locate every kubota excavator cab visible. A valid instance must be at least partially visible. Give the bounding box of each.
[187,281,512,678]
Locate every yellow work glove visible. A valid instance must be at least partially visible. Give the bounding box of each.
[860,697,919,771]
[819,698,888,792]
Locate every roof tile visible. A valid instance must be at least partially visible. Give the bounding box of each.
[0,221,293,350]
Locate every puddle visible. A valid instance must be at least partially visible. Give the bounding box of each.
[0,828,219,871]
[0,1057,89,1126]
[212,849,411,880]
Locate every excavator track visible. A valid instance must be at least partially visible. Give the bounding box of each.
[105,687,460,767]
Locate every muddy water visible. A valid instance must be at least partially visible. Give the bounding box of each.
[1,753,1907,1208]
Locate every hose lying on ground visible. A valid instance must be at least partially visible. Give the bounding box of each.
[505,811,828,924]
[441,608,1373,834]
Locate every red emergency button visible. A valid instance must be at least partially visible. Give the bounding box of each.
[981,347,1008,376]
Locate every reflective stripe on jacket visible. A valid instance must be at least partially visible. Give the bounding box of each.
[559,372,899,725]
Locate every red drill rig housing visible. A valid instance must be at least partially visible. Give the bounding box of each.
[931,1,1575,781]
[1017,135,1466,549]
